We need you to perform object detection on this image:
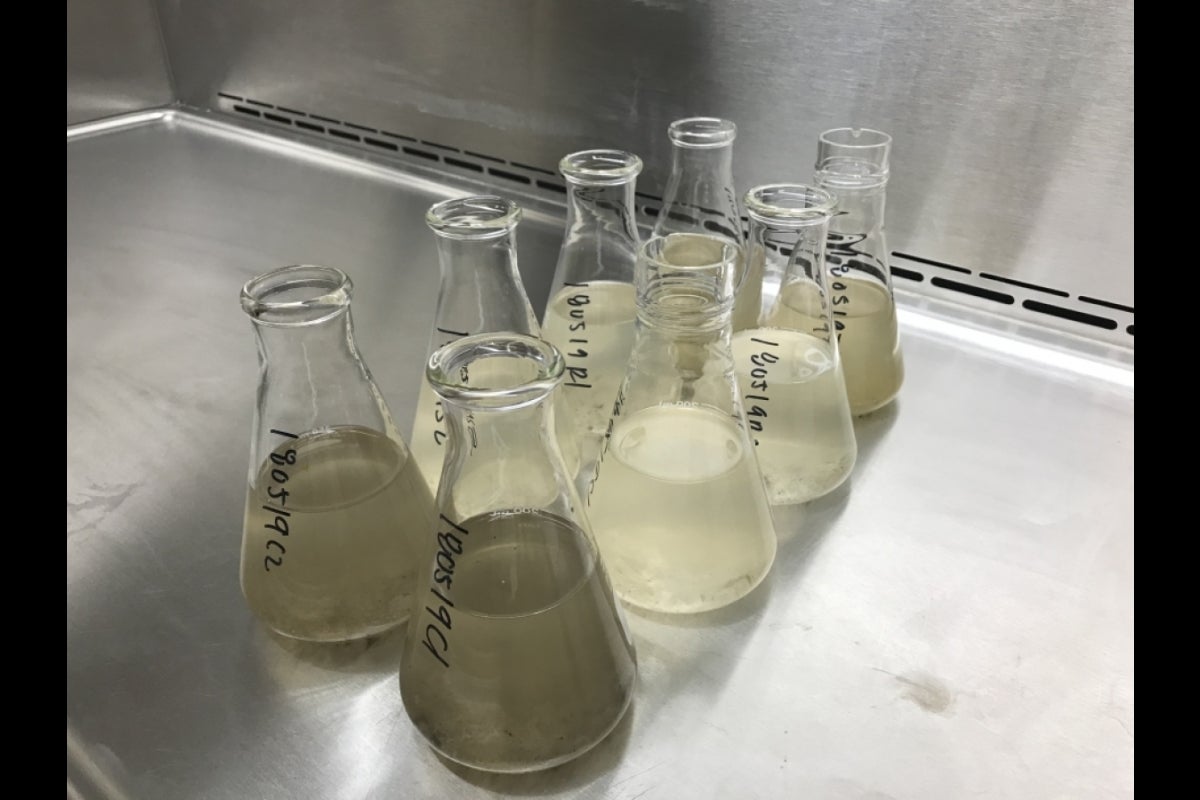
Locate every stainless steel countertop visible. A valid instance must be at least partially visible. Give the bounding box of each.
[67,111,1134,800]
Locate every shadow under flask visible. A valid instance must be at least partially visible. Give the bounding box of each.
[813,127,905,415]
[539,149,643,494]
[400,333,636,774]
[653,117,759,333]
[735,184,857,505]
[239,265,434,642]
[409,197,542,497]
[587,233,777,614]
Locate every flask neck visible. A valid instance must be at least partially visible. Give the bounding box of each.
[428,334,578,519]
[253,306,355,356]
[557,180,640,285]
[659,145,742,244]
[431,232,540,347]
[820,182,887,235]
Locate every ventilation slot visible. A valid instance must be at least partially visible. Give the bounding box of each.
[216,92,1134,343]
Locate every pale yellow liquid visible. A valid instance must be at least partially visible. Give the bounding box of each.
[401,510,636,773]
[732,330,857,505]
[241,426,434,642]
[587,403,777,613]
[767,276,903,415]
[411,378,448,496]
[541,281,638,490]
[413,357,581,498]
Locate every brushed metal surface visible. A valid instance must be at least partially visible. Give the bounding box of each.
[155,0,1134,307]
[67,0,173,124]
[67,112,1133,799]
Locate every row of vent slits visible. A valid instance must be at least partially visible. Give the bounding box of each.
[221,93,1133,340]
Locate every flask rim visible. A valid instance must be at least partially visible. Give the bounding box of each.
[637,233,738,328]
[240,264,353,327]
[427,333,565,411]
[667,117,738,149]
[559,149,644,186]
[815,127,891,186]
[426,196,522,241]
[745,184,836,227]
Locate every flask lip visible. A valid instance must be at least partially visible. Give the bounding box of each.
[667,117,738,149]
[559,149,643,186]
[427,333,565,411]
[426,196,522,241]
[240,264,353,327]
[815,127,891,187]
[745,184,836,227]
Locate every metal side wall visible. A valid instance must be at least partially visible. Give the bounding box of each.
[68,0,173,125]
[154,0,1134,308]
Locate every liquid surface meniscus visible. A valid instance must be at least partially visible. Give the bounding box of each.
[767,276,903,415]
[401,509,636,773]
[587,403,777,613]
[732,329,856,505]
[241,426,432,642]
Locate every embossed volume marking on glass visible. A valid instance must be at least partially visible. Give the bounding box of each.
[400,333,636,774]
[814,128,905,415]
[653,117,760,333]
[410,196,545,496]
[736,185,857,506]
[239,265,434,643]
[587,233,777,614]
[540,149,643,497]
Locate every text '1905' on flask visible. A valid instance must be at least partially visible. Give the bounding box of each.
[239,265,434,642]
[813,127,904,415]
[400,333,636,774]
[409,196,542,497]
[540,149,643,495]
[587,233,777,614]
[735,184,857,505]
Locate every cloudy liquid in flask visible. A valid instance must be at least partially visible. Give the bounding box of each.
[410,379,450,494]
[588,403,777,613]
[241,425,432,642]
[540,281,638,483]
[401,509,636,773]
[768,276,902,415]
[733,329,856,505]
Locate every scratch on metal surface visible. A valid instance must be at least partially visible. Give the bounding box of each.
[611,760,667,788]
[67,483,137,537]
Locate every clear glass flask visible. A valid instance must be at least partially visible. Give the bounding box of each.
[814,127,905,415]
[239,265,434,642]
[410,196,542,496]
[587,233,777,614]
[735,184,857,505]
[540,149,643,494]
[400,333,636,774]
[653,117,759,332]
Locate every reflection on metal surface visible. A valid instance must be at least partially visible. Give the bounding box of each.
[155,0,1134,308]
[68,115,1133,799]
[67,0,172,125]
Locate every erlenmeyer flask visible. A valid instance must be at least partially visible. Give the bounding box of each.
[400,333,636,774]
[587,233,777,614]
[813,127,905,415]
[735,184,857,505]
[239,265,434,642]
[540,149,643,493]
[409,196,541,496]
[653,117,758,332]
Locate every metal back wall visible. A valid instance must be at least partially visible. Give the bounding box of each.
[155,0,1133,308]
[67,0,173,125]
